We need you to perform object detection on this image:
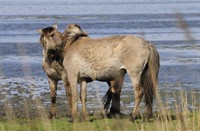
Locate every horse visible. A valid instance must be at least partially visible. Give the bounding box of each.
[63,24,125,117]
[37,24,123,119]
[37,24,72,118]
[63,24,160,122]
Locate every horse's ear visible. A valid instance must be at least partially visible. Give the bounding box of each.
[83,31,88,35]
[53,23,58,29]
[37,29,43,35]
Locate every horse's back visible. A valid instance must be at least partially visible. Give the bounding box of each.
[64,35,152,66]
[73,35,148,53]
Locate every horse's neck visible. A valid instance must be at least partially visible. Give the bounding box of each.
[55,49,64,64]
[43,48,64,66]
[64,35,88,51]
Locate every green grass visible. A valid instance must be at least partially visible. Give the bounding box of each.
[0,90,199,131]
[0,111,199,131]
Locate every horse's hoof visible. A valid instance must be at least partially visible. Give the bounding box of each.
[66,113,72,118]
[106,113,113,118]
[130,113,140,122]
[130,116,136,122]
[80,117,86,122]
[48,112,56,119]
[68,117,74,123]
[80,114,87,122]
[49,114,53,119]
[88,110,95,116]
[143,114,153,122]
[107,112,125,119]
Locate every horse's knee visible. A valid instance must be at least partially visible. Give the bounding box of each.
[50,96,56,104]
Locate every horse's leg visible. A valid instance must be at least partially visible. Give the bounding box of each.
[67,74,78,122]
[104,81,121,118]
[103,74,124,118]
[63,77,72,118]
[109,81,120,114]
[110,76,124,116]
[138,45,159,121]
[129,75,143,122]
[48,78,58,119]
[80,80,87,121]
[144,86,153,120]
[141,65,154,121]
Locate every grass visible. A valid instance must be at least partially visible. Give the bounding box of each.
[0,108,199,131]
[0,113,199,131]
[0,83,199,131]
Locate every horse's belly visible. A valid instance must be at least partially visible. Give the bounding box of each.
[95,68,120,81]
[80,67,124,82]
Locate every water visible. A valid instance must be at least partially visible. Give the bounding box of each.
[0,0,200,112]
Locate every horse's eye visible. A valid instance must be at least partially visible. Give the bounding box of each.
[50,34,55,37]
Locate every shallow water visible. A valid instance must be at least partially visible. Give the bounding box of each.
[0,0,200,113]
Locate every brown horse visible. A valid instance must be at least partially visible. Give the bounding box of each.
[37,24,71,118]
[37,24,122,119]
[63,24,160,122]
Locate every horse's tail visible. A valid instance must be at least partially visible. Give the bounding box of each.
[141,44,160,107]
[102,88,112,112]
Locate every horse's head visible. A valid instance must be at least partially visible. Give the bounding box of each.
[37,24,63,50]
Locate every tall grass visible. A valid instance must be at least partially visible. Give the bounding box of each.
[0,84,199,131]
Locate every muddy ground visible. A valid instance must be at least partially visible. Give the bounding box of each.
[0,94,70,120]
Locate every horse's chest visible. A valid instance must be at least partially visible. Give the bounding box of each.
[42,61,63,80]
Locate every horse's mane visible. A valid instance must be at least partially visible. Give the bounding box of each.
[63,24,88,49]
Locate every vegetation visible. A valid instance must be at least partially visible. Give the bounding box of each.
[0,90,199,131]
[0,111,199,131]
